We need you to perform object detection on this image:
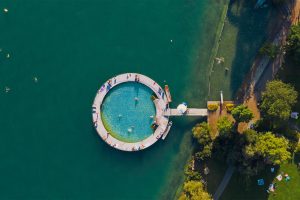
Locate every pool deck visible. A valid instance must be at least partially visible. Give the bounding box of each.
[92,73,170,151]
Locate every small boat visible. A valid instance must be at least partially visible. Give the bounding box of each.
[162,121,172,140]
[164,85,172,103]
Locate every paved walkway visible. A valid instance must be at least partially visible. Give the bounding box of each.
[164,108,208,117]
[213,165,235,200]
[92,73,170,151]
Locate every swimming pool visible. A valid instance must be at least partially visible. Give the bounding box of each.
[101,82,156,143]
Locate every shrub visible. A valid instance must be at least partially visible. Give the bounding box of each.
[231,105,254,123]
[217,116,233,135]
[259,43,279,59]
[207,103,218,111]
[225,103,234,112]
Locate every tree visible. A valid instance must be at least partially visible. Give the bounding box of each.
[231,105,254,124]
[195,144,213,160]
[286,24,300,62]
[179,181,211,200]
[192,122,212,146]
[261,80,298,122]
[192,122,213,160]
[217,116,233,135]
[259,43,279,59]
[246,132,291,165]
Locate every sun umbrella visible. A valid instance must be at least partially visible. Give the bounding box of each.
[177,103,187,114]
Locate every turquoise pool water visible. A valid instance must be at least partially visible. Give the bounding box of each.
[101,82,156,143]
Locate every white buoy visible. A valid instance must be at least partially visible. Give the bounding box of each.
[3,8,8,13]
[0,48,2,52]
[127,128,132,133]
[134,97,139,101]
[170,39,173,43]
[6,53,10,58]
[33,77,38,83]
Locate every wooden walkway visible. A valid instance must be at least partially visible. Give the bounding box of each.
[164,108,208,117]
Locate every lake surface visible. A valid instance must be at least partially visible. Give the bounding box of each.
[0,0,262,199]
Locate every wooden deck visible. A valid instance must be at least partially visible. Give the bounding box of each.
[207,101,234,138]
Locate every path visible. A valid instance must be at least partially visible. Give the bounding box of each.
[236,1,294,133]
[291,0,300,24]
[164,108,208,117]
[213,165,235,200]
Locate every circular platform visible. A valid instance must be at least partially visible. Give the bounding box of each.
[92,73,169,151]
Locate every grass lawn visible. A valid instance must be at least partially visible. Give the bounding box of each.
[268,158,300,200]
[221,165,277,200]
[200,157,228,195]
[220,154,300,200]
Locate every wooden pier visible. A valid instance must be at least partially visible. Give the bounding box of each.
[164,108,208,117]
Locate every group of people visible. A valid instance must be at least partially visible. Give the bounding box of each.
[258,168,292,195]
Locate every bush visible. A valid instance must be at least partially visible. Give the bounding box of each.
[217,116,233,135]
[195,144,213,161]
[259,43,279,59]
[207,103,218,111]
[225,103,234,112]
[184,159,202,181]
[231,105,254,123]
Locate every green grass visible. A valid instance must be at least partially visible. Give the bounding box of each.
[221,166,277,200]
[268,160,300,200]
[297,119,300,127]
[220,161,300,200]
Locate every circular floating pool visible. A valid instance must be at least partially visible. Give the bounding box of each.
[101,82,156,143]
[92,73,169,151]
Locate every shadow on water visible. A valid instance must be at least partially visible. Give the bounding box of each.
[227,0,274,97]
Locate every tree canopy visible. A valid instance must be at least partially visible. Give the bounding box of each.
[179,181,211,200]
[192,122,212,146]
[231,105,254,123]
[217,116,233,135]
[245,132,291,165]
[192,122,213,160]
[286,24,300,62]
[261,80,298,121]
[259,43,279,59]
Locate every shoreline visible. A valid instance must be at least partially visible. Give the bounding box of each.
[236,0,299,104]
[234,1,298,132]
[174,0,299,198]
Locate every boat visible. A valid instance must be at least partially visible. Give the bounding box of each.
[164,85,172,103]
[162,121,172,140]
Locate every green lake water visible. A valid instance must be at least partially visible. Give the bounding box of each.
[0,0,273,199]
